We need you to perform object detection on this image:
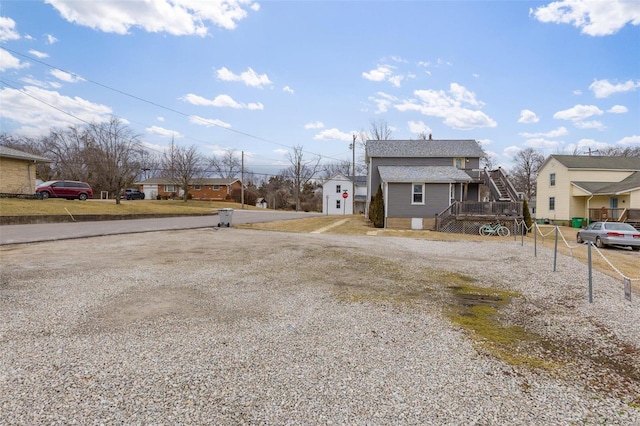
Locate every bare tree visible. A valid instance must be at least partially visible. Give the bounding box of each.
[47,126,93,183]
[320,160,352,180]
[284,145,321,211]
[369,118,393,141]
[161,142,206,202]
[210,148,241,180]
[86,117,143,204]
[592,146,640,157]
[510,148,545,200]
[138,149,162,181]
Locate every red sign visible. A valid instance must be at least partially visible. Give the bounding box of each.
[342,192,348,199]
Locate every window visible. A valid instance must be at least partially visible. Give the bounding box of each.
[165,185,176,192]
[550,173,556,187]
[193,185,201,190]
[336,185,341,193]
[549,197,555,211]
[336,200,341,209]
[412,183,424,204]
[454,158,463,169]
[213,185,220,190]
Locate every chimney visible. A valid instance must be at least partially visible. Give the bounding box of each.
[428,133,432,140]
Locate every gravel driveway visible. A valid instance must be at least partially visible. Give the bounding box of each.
[1,228,639,425]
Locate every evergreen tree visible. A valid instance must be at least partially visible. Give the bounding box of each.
[522,198,533,232]
[369,185,385,228]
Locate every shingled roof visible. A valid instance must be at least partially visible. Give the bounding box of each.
[378,166,473,183]
[548,155,640,170]
[0,145,52,163]
[366,139,484,159]
[572,171,640,195]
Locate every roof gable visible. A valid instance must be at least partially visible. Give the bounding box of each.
[366,139,484,159]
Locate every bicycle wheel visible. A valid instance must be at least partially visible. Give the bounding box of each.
[498,226,510,237]
[479,225,491,236]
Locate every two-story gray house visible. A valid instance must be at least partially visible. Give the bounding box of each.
[366,138,487,230]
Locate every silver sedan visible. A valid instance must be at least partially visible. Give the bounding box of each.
[577,221,640,250]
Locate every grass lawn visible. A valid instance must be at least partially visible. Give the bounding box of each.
[0,198,255,216]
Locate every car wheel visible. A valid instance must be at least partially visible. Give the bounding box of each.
[141,194,145,200]
[632,246,640,251]
[78,193,87,201]
[126,196,131,200]
[40,191,50,199]
[595,237,605,248]
[576,233,583,243]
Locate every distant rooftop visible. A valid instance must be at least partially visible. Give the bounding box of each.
[366,139,484,159]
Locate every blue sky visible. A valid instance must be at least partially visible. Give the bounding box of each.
[1,0,639,176]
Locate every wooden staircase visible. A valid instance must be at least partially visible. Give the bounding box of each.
[483,168,519,202]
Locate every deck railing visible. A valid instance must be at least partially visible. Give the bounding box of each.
[589,208,640,222]
[453,201,523,216]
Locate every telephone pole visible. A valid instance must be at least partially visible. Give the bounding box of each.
[352,133,356,215]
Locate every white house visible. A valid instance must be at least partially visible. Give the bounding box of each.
[322,173,367,215]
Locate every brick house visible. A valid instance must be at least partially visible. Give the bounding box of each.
[135,178,243,200]
[0,145,52,196]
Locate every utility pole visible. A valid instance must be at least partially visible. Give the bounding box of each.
[241,150,244,209]
[351,133,356,215]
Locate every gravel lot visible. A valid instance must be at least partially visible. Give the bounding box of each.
[1,228,639,425]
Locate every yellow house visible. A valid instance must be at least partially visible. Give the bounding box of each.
[536,155,640,224]
[0,145,53,196]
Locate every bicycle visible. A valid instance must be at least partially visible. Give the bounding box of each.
[479,222,510,237]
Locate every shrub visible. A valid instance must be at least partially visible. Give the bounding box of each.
[369,185,385,228]
[522,198,532,232]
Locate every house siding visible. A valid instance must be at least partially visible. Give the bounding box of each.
[536,156,639,221]
[370,157,452,196]
[0,157,36,195]
[386,183,449,218]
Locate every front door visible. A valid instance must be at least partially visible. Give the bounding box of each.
[610,197,618,220]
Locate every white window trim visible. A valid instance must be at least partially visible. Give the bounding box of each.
[549,173,556,187]
[411,183,425,205]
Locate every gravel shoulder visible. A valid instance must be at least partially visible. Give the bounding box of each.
[1,228,639,425]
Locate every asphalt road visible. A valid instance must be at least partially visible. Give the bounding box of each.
[0,209,323,245]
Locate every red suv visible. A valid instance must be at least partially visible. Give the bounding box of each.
[36,180,93,200]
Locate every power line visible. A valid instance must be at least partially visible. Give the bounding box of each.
[2,47,354,163]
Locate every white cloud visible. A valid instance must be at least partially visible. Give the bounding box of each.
[28,49,49,59]
[573,89,582,95]
[0,17,20,41]
[0,85,112,136]
[188,115,231,128]
[0,48,30,72]
[519,126,568,138]
[553,104,602,121]
[44,0,257,35]
[157,116,165,122]
[368,91,398,114]
[567,138,612,153]
[530,0,640,36]
[216,67,271,89]
[282,85,294,94]
[589,79,640,98]
[391,83,496,130]
[407,120,431,135]
[20,76,49,88]
[477,138,492,146]
[362,64,407,87]
[304,121,324,130]
[517,109,539,123]
[617,135,640,146]
[313,128,354,141]
[146,125,183,138]
[45,34,58,44]
[503,145,522,158]
[607,105,627,113]
[362,65,393,82]
[573,120,605,130]
[524,138,561,150]
[273,148,288,156]
[180,93,262,109]
[49,69,85,83]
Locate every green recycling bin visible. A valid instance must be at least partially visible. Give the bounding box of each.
[571,217,584,228]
